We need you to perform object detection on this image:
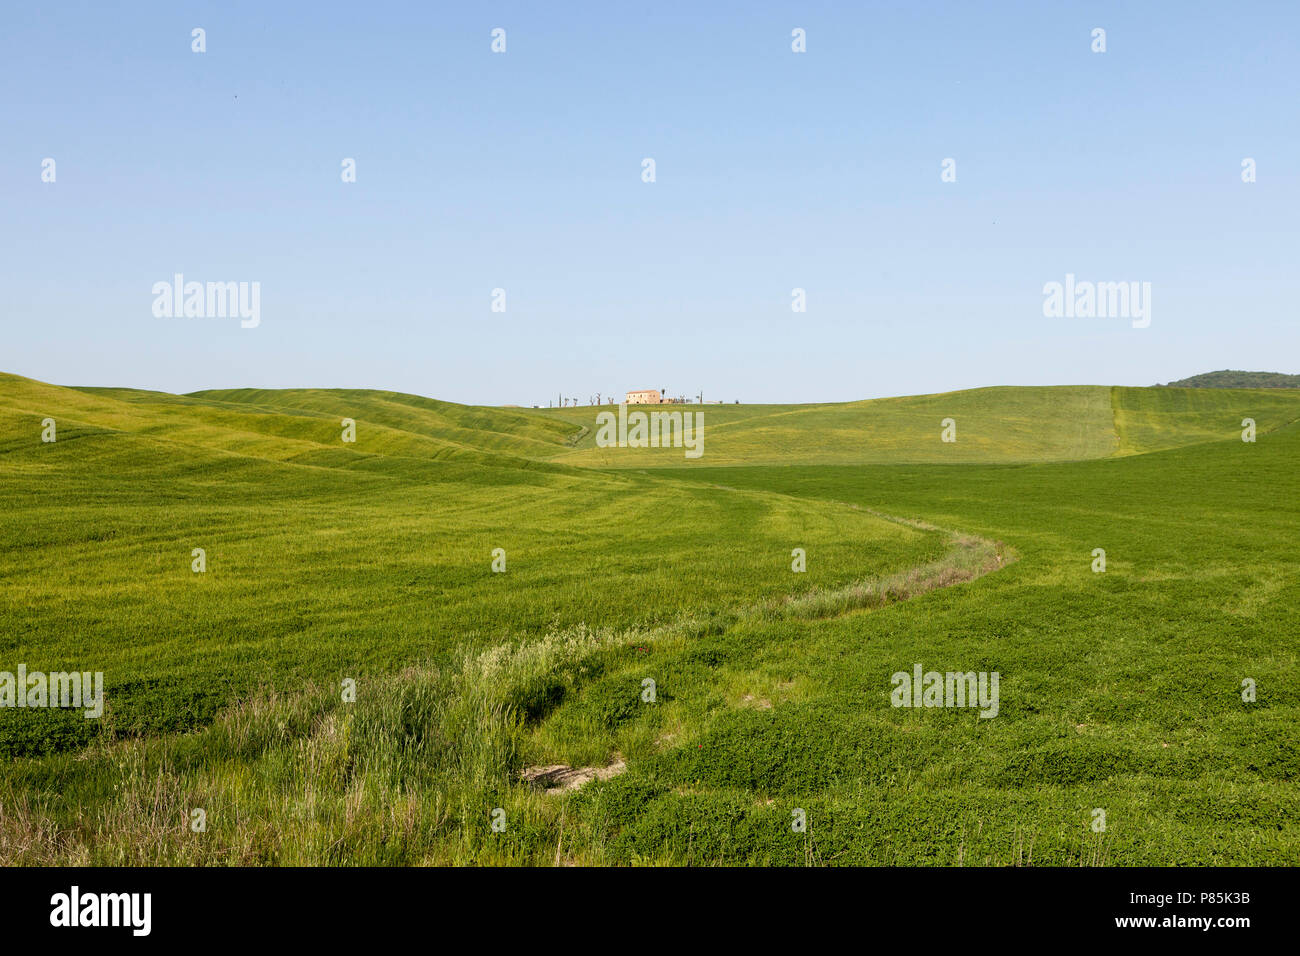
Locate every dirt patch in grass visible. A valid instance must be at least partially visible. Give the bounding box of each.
[521,757,627,794]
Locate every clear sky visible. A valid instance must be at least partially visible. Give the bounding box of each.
[3,1,1297,405]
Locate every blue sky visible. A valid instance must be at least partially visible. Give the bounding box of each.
[3,1,1297,404]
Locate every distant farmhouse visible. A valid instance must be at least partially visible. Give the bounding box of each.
[625,389,662,404]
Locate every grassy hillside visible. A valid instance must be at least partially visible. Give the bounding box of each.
[544,387,1119,467]
[185,386,580,461]
[542,385,1300,467]
[2,372,1296,865]
[0,372,939,752]
[20,371,1292,473]
[1111,385,1300,455]
[617,424,1299,864]
[1,374,570,476]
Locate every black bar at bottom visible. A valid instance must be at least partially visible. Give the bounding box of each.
[0,865,1276,941]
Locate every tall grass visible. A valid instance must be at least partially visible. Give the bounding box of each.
[1,625,613,864]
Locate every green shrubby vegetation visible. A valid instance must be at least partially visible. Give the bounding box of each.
[1159,370,1300,390]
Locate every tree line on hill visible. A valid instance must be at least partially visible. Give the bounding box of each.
[1157,370,1300,389]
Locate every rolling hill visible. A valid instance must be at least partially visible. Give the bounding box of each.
[13,373,1297,475]
[540,384,1300,466]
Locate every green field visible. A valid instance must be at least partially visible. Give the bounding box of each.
[1,371,1297,864]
